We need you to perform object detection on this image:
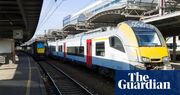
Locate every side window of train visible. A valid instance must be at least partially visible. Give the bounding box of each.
[96,42,105,56]
[53,46,56,52]
[79,46,84,56]
[67,46,84,56]
[109,36,125,52]
[50,46,56,52]
[58,45,62,52]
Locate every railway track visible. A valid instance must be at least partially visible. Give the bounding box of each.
[38,61,93,95]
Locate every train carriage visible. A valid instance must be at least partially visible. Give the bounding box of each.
[35,41,46,57]
[48,21,172,70]
[26,40,47,60]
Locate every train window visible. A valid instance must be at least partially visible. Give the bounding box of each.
[67,47,76,54]
[167,43,173,49]
[133,27,162,47]
[96,42,105,56]
[58,45,62,52]
[67,46,84,57]
[109,36,125,52]
[79,46,84,56]
[50,46,56,52]
[37,42,45,48]
[167,43,176,49]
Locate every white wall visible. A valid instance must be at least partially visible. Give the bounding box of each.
[0,39,13,53]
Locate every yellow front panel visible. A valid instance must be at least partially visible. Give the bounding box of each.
[37,48,45,54]
[139,47,168,62]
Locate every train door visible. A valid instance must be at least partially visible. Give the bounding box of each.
[86,39,92,67]
[63,42,66,60]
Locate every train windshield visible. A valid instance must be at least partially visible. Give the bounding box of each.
[133,27,163,47]
[37,42,45,48]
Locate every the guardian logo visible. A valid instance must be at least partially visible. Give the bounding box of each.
[118,72,171,89]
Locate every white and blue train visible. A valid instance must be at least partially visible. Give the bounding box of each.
[47,21,172,72]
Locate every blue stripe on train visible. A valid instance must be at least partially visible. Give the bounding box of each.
[51,51,135,70]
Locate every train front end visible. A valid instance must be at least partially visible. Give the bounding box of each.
[36,41,46,58]
[119,21,172,70]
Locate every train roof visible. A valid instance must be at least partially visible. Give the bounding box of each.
[124,20,154,29]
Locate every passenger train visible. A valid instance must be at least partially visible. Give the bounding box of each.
[48,21,172,71]
[166,36,180,59]
[26,40,47,60]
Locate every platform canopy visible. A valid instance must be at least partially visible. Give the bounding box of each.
[143,11,180,37]
[0,0,43,42]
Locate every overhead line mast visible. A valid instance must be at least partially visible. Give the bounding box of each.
[159,0,165,16]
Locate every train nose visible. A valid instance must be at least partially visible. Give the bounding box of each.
[139,47,169,63]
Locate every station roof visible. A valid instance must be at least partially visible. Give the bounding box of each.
[143,11,180,37]
[0,0,43,42]
[62,0,159,32]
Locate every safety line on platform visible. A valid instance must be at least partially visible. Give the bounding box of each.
[26,56,32,95]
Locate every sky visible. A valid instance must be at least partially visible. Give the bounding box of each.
[33,0,96,38]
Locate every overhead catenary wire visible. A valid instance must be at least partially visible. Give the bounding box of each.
[38,0,55,26]
[40,0,95,32]
[36,0,68,33]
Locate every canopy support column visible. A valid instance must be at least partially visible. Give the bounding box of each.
[173,36,176,62]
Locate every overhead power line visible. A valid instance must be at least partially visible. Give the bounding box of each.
[36,0,68,32]
[39,0,55,24]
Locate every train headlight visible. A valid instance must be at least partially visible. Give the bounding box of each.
[162,56,170,63]
[141,57,150,63]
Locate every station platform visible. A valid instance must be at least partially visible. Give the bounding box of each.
[171,62,180,70]
[0,52,46,95]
